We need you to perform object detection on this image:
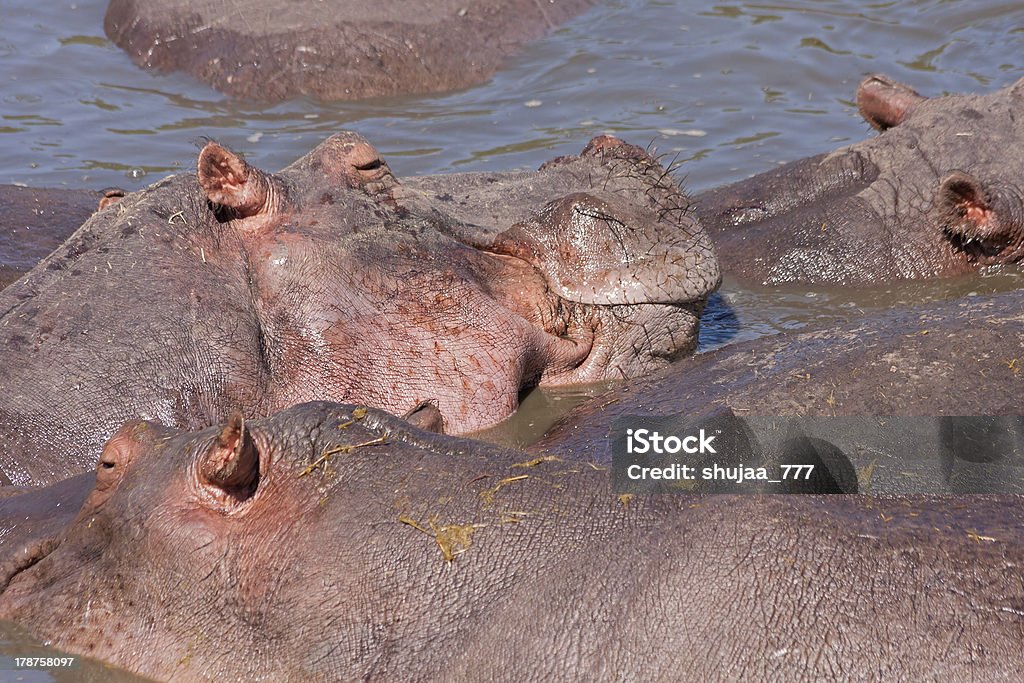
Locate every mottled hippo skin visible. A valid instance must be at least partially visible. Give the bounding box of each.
[537,287,1024,466]
[0,132,717,485]
[104,0,596,102]
[0,186,112,290]
[698,74,1024,285]
[0,402,1022,681]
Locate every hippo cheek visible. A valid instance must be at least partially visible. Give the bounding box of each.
[490,192,719,307]
[936,171,1024,264]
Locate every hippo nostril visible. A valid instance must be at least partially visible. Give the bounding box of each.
[100,461,116,470]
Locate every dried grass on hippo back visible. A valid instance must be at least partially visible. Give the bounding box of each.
[1,400,1022,681]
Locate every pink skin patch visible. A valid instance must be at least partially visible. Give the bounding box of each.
[964,202,992,226]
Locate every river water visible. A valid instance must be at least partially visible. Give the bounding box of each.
[0,0,1022,674]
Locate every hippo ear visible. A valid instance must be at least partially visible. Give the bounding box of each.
[197,142,273,219]
[936,171,1004,239]
[857,74,927,131]
[401,400,445,434]
[198,412,261,506]
[97,187,126,211]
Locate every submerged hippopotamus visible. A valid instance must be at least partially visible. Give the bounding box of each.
[536,286,1024,492]
[0,132,718,485]
[698,74,1024,285]
[0,186,114,290]
[0,401,1021,680]
[104,0,597,102]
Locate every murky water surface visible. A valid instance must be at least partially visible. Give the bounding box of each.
[0,620,149,681]
[1,0,1022,675]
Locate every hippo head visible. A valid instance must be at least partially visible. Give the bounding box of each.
[856,73,1024,269]
[170,132,718,432]
[0,403,606,680]
[699,74,1024,285]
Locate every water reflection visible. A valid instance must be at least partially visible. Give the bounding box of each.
[2,0,1022,190]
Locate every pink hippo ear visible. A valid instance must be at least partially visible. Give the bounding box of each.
[936,171,1004,240]
[857,74,927,131]
[198,412,261,506]
[197,141,275,219]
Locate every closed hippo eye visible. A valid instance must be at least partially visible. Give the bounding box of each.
[78,420,153,516]
[490,191,718,306]
[307,133,396,192]
[349,144,384,173]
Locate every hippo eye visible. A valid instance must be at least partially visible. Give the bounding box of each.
[354,158,382,172]
[100,460,116,470]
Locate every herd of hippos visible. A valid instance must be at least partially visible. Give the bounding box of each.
[0,1,1022,680]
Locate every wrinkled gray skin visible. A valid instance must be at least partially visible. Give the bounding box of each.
[0,186,113,290]
[537,287,1024,468]
[104,0,597,102]
[0,132,718,486]
[698,74,1024,285]
[0,402,1021,681]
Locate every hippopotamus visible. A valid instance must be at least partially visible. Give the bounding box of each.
[0,132,718,486]
[0,186,114,290]
[535,286,1024,493]
[0,401,1021,681]
[104,0,597,102]
[697,74,1024,285]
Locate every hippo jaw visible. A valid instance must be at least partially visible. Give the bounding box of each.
[537,300,704,385]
